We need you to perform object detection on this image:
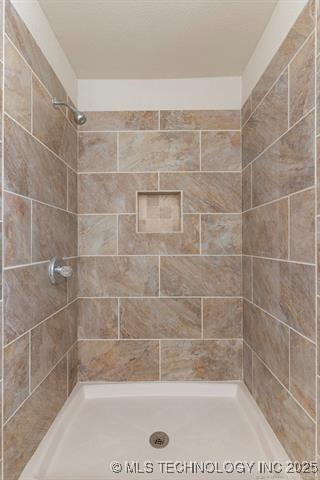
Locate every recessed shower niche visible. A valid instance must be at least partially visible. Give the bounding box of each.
[137,191,182,233]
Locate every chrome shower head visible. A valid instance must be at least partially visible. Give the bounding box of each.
[52,98,87,125]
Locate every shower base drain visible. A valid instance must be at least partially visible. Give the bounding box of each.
[149,431,169,449]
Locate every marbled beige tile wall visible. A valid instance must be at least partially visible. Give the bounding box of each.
[242,0,317,465]
[2,1,78,479]
[77,109,242,382]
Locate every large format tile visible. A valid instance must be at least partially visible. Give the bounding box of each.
[67,342,78,396]
[253,258,315,340]
[242,199,288,259]
[4,359,67,480]
[79,256,159,297]
[78,298,118,339]
[161,340,242,380]
[118,214,199,255]
[4,36,31,130]
[4,192,31,267]
[290,330,316,418]
[120,298,201,339]
[201,131,241,171]
[79,215,117,255]
[31,303,77,389]
[289,33,315,126]
[242,71,288,167]
[78,173,158,213]
[203,298,242,338]
[252,112,314,206]
[253,355,315,462]
[119,131,200,171]
[243,300,289,387]
[243,342,253,392]
[78,132,117,172]
[160,256,241,296]
[160,110,240,130]
[201,214,241,254]
[241,96,252,126]
[290,188,315,263]
[5,0,67,101]
[78,340,159,381]
[160,172,241,213]
[242,165,251,211]
[32,202,77,262]
[4,115,67,209]
[32,77,77,170]
[4,263,67,344]
[67,168,77,214]
[4,333,29,421]
[67,258,78,304]
[80,111,158,131]
[242,256,252,301]
[251,0,315,110]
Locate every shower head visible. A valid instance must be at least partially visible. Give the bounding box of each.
[52,98,87,125]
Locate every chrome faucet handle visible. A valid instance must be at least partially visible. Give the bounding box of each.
[49,257,73,284]
[55,265,73,278]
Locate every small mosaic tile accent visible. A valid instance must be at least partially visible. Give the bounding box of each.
[137,192,182,233]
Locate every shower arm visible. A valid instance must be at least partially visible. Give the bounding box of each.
[52,98,87,125]
[52,98,78,114]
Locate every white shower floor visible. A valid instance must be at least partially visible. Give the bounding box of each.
[20,382,296,480]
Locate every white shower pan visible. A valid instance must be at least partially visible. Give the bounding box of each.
[20,382,297,480]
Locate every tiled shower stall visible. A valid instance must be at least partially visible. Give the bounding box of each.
[0,0,318,478]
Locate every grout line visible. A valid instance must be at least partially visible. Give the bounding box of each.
[251,346,316,424]
[242,185,315,214]
[3,188,74,217]
[4,111,78,175]
[245,297,316,346]
[77,295,243,299]
[241,28,315,129]
[242,106,315,172]
[78,337,243,342]
[4,298,78,349]
[77,170,242,175]
[79,128,241,134]
[4,341,76,426]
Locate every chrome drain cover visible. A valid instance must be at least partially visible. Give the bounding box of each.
[149,431,169,449]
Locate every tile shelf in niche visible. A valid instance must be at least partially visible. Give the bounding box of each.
[137,191,183,234]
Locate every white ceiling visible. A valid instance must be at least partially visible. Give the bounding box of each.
[39,0,278,79]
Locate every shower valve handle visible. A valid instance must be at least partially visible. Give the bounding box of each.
[55,265,73,278]
[49,257,73,284]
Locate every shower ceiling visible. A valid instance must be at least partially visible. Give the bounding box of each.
[38,0,278,79]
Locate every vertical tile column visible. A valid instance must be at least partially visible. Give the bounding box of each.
[2,2,78,479]
[242,0,317,464]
